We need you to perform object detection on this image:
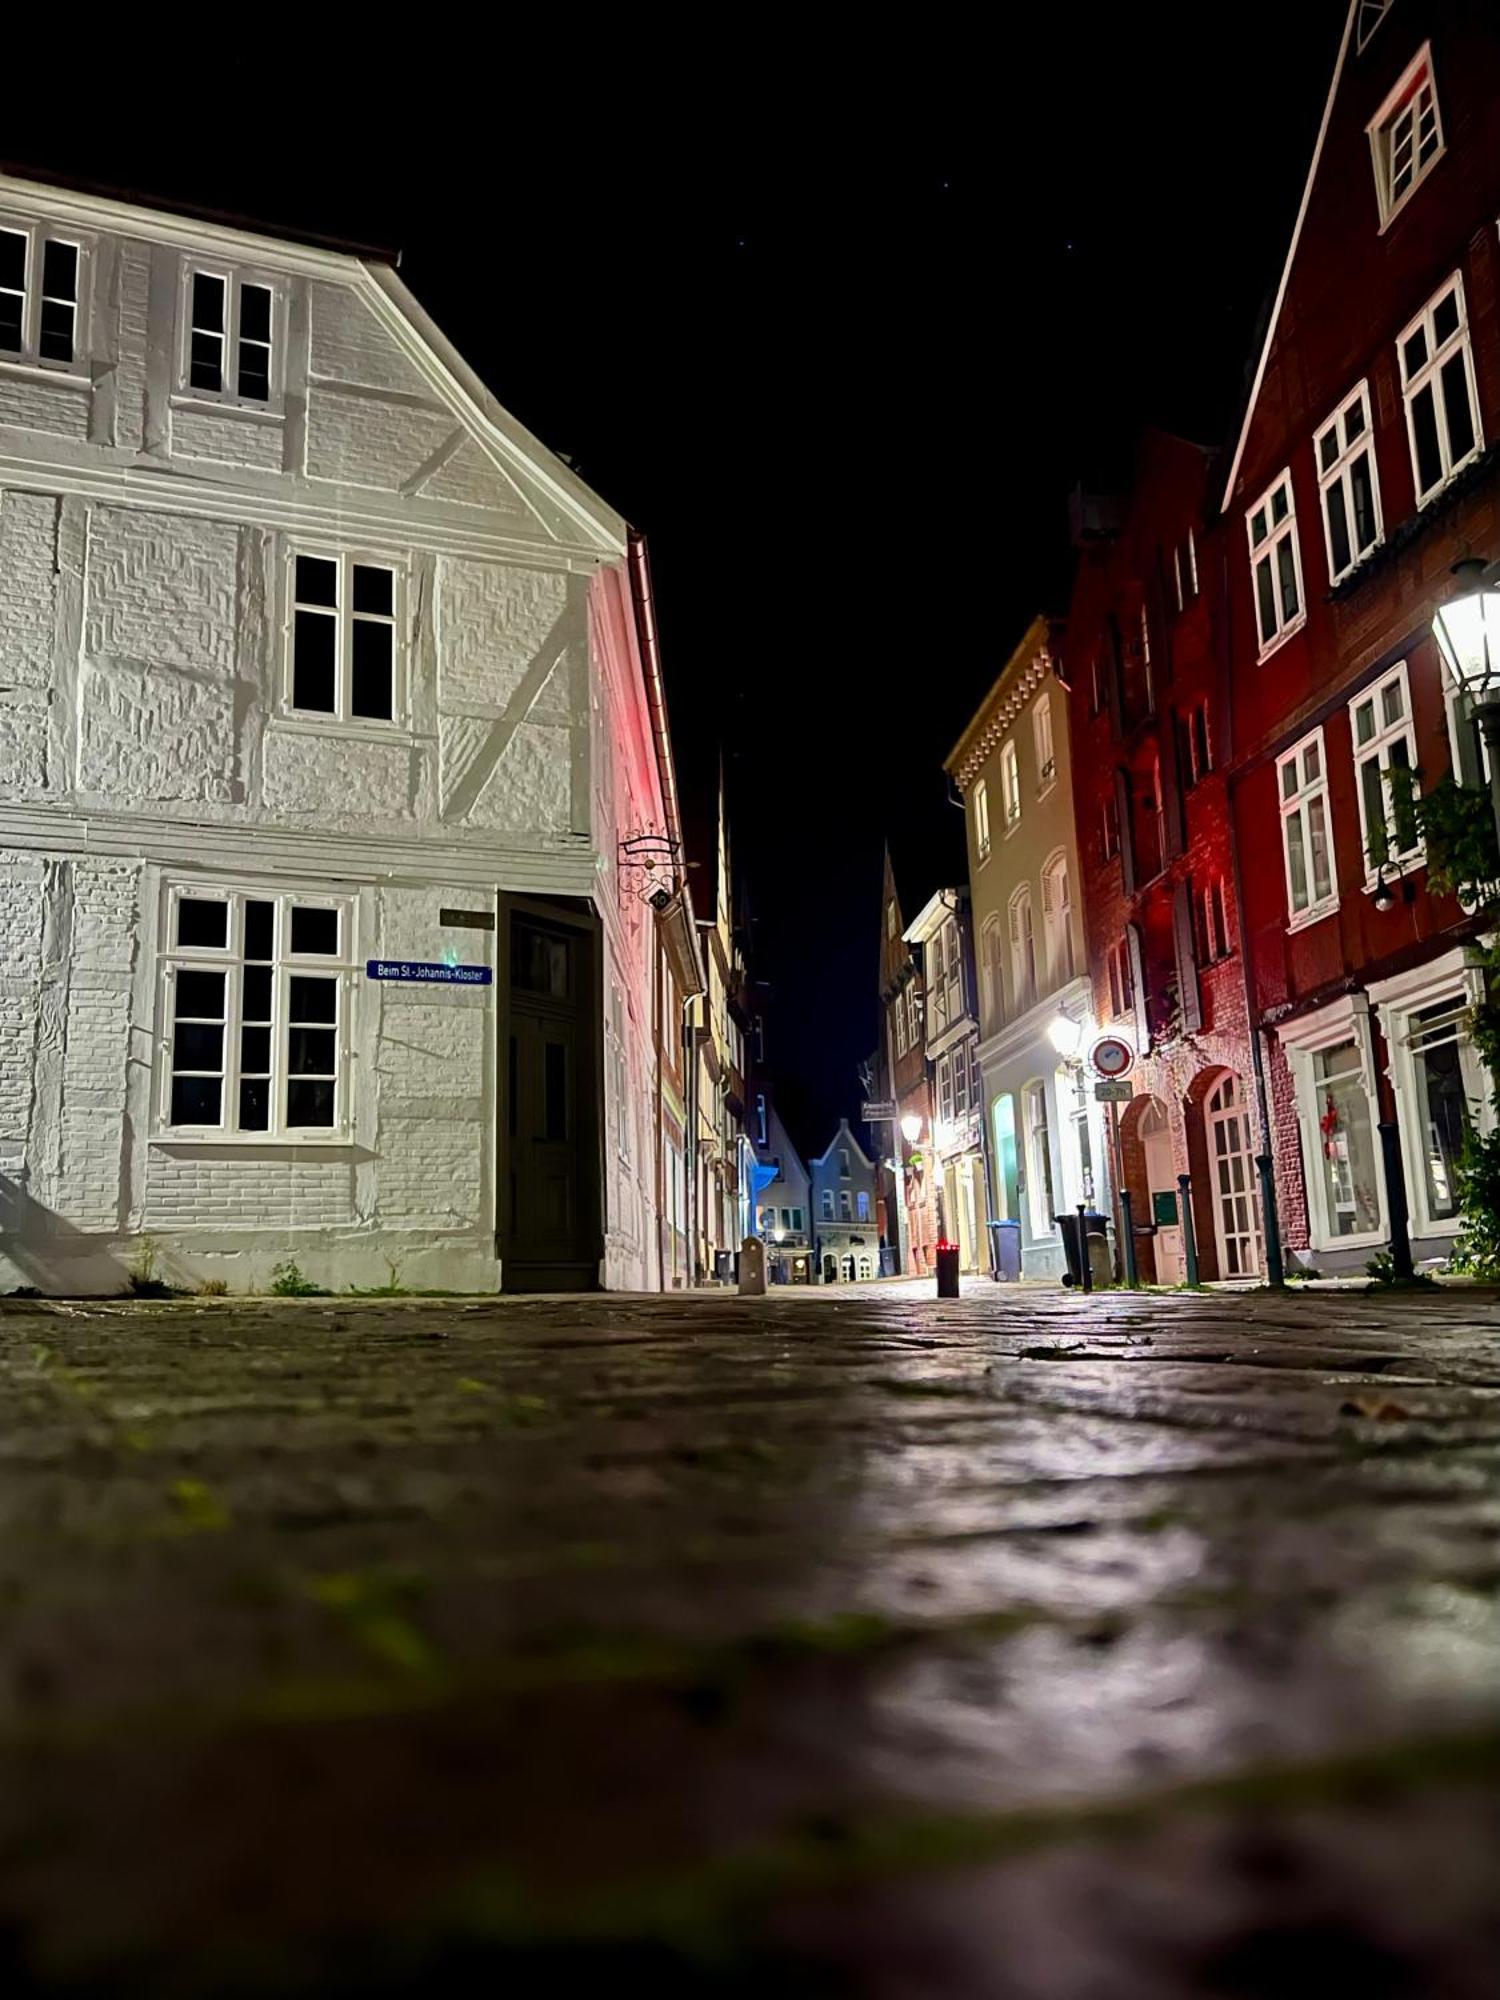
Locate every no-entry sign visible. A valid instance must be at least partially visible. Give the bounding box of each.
[1088,1033,1134,1080]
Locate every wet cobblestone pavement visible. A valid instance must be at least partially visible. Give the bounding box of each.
[0,1280,1497,1996]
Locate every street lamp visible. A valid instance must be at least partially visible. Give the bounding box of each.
[900,1113,924,1145]
[1431,556,1500,848]
[1048,1009,1084,1061]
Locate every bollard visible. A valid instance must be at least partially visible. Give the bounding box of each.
[738,1237,767,1297]
[1119,1188,1140,1288]
[1076,1203,1092,1294]
[1177,1174,1201,1288]
[935,1240,960,1299]
[1377,1123,1415,1281]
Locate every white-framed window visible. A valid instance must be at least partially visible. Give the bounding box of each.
[785,1206,805,1233]
[839,1188,852,1220]
[1100,791,1120,861]
[180,263,281,405]
[839,1148,851,1178]
[1315,381,1383,584]
[1247,469,1305,658]
[0,218,85,369]
[1174,528,1199,611]
[1370,949,1495,1240]
[159,884,352,1139]
[937,1050,954,1123]
[287,549,404,727]
[820,1188,833,1220]
[1032,694,1056,794]
[1398,274,1483,508]
[1008,885,1036,1015]
[1443,653,1495,792]
[856,1190,870,1221]
[1023,1080,1055,1240]
[1106,939,1134,1019]
[1281,998,1387,1252]
[1367,43,1443,227]
[972,779,991,862]
[1277,728,1338,925]
[1350,661,1421,881]
[1000,740,1022,830]
[981,915,1004,1031]
[1201,877,1230,962]
[1040,849,1074,991]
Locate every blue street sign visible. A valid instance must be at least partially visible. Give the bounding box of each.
[366,959,492,986]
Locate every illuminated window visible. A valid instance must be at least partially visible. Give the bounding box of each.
[1367,44,1443,226]
[1398,274,1482,508]
[1000,740,1022,829]
[1315,381,1383,584]
[1032,694,1056,793]
[1246,469,1305,658]
[1008,886,1036,1014]
[973,779,991,862]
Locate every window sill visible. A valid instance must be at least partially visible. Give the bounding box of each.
[1414,447,1485,516]
[170,389,285,423]
[1286,900,1340,935]
[1256,612,1307,666]
[1035,777,1058,803]
[1374,147,1445,235]
[150,1133,358,1152]
[1309,1225,1387,1254]
[1003,819,1023,841]
[271,712,414,744]
[1326,539,1385,592]
[0,354,91,387]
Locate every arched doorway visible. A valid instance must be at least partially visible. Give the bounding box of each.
[823,1255,837,1284]
[1205,1071,1263,1278]
[1139,1098,1185,1284]
[840,1254,855,1281]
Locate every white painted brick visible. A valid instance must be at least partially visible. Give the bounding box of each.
[0,695,49,796]
[113,240,152,450]
[78,659,237,803]
[437,558,568,711]
[0,374,90,439]
[307,282,432,397]
[171,405,285,471]
[144,1150,358,1230]
[466,719,571,832]
[305,384,456,491]
[261,728,413,821]
[0,489,59,688]
[374,1114,480,1225]
[85,506,239,672]
[374,998,486,1099]
[71,860,141,973]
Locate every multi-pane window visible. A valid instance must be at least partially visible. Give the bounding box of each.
[1032,693,1056,791]
[1315,382,1383,584]
[1008,886,1036,1015]
[1201,878,1230,962]
[162,887,348,1135]
[857,1190,870,1221]
[1350,662,1421,879]
[1000,740,1022,829]
[1100,791,1120,861]
[1277,729,1337,922]
[937,1051,954,1124]
[1368,45,1442,226]
[184,267,276,402]
[1040,851,1074,991]
[1398,276,1482,508]
[1247,469,1305,656]
[1024,1081,1055,1240]
[1173,529,1199,611]
[821,1189,834,1220]
[981,917,1004,1030]
[1182,700,1212,787]
[1106,939,1134,1019]
[1312,1039,1381,1239]
[289,552,400,724]
[0,222,82,366]
[839,1188,852,1220]
[972,779,991,862]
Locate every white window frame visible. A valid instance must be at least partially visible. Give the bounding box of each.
[1008,885,1036,1016]
[1278,995,1388,1253]
[283,546,408,732]
[999,739,1022,832]
[1100,791,1120,861]
[177,260,286,411]
[1039,848,1074,992]
[1032,693,1056,796]
[1369,948,1495,1242]
[1397,274,1484,509]
[1367,42,1444,230]
[156,881,355,1144]
[1348,660,1422,887]
[972,779,991,863]
[1277,727,1339,930]
[1442,653,1494,792]
[1314,380,1384,585]
[1202,877,1230,962]
[980,915,1004,1033]
[1022,1078,1056,1241]
[0,214,89,375]
[1246,468,1306,660]
[820,1188,833,1220]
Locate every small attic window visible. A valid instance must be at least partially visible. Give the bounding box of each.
[181,263,281,406]
[1367,43,1443,228]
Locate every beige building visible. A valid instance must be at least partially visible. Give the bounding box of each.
[946,615,1104,1281]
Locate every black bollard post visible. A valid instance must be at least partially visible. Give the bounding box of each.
[1177,1174,1201,1288]
[1119,1188,1140,1288]
[1254,1155,1286,1288]
[1377,1122,1415,1282]
[1077,1203,1092,1294]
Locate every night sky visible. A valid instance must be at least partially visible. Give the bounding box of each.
[7,4,1346,1157]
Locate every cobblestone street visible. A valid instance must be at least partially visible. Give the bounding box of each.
[1,1281,1497,1996]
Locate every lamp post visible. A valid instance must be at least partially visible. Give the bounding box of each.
[1431,557,1500,853]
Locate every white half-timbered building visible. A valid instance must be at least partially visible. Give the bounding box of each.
[0,172,684,1295]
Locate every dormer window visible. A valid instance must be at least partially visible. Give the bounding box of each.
[0,220,83,368]
[182,265,279,404]
[1368,44,1443,227]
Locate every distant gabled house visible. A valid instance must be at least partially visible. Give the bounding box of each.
[808,1118,880,1283]
[904,889,987,1273]
[751,1095,813,1284]
[0,171,690,1296]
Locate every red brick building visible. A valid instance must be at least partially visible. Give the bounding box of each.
[1063,433,1264,1282]
[1221,0,1500,1272]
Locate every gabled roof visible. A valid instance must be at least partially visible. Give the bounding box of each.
[944,613,1061,793]
[809,1117,876,1171]
[904,888,965,947]
[1218,3,1357,512]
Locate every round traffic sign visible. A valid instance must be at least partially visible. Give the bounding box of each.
[1088,1033,1134,1080]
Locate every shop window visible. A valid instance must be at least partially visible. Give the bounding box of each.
[1310,1039,1382,1240]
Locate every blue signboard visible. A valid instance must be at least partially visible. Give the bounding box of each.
[366,959,492,987]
